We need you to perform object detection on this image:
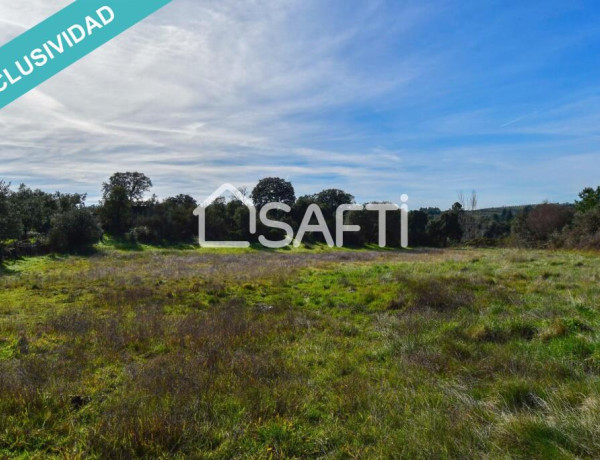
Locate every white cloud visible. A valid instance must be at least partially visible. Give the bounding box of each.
[0,0,433,202]
[0,0,599,209]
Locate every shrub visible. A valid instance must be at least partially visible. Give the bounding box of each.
[561,206,600,249]
[512,203,573,248]
[48,208,102,252]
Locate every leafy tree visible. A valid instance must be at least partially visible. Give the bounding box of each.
[575,187,600,213]
[55,192,87,213]
[314,189,354,210]
[311,189,355,243]
[204,198,228,242]
[227,199,254,242]
[138,195,198,243]
[0,181,23,241]
[451,202,463,212]
[483,219,511,239]
[102,172,152,203]
[292,195,317,227]
[427,207,463,247]
[11,185,85,234]
[48,208,102,252]
[164,195,198,242]
[251,177,296,209]
[100,185,132,236]
[408,210,429,246]
[421,207,442,217]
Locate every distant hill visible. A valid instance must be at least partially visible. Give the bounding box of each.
[471,205,532,218]
[472,203,574,219]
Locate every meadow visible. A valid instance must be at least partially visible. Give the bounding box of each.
[1,246,599,459]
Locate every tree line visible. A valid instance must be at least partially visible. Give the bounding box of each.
[1,173,600,259]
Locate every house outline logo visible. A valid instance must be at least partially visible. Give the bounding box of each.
[193,183,257,248]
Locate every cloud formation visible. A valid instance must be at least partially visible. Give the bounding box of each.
[0,0,600,208]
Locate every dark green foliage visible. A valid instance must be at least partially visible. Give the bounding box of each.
[408,209,429,246]
[99,185,132,236]
[0,181,22,241]
[575,186,600,213]
[12,185,85,234]
[135,194,198,244]
[4,177,600,252]
[200,197,254,243]
[0,181,88,259]
[48,208,102,252]
[293,189,356,245]
[314,188,354,210]
[251,177,296,209]
[483,218,511,239]
[426,208,463,247]
[102,172,153,202]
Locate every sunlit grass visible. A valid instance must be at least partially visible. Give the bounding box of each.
[1,248,599,458]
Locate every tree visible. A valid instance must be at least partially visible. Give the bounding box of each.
[132,195,197,244]
[561,206,600,249]
[312,189,355,243]
[159,195,198,242]
[251,177,296,209]
[427,206,463,247]
[483,218,511,239]
[512,203,573,247]
[0,181,23,241]
[48,208,102,252]
[204,197,228,242]
[575,187,600,213]
[100,185,132,236]
[314,189,355,210]
[408,210,429,246]
[55,192,87,213]
[11,185,85,234]
[102,172,152,203]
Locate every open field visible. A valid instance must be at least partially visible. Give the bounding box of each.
[1,247,600,459]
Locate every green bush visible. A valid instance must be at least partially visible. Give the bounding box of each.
[561,206,600,249]
[48,208,102,252]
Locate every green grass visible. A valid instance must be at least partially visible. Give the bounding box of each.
[1,247,599,458]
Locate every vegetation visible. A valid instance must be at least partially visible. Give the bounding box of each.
[47,208,103,253]
[2,173,600,258]
[1,247,600,458]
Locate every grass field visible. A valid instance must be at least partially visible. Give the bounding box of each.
[1,247,600,459]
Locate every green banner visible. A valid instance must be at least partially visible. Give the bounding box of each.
[0,0,172,109]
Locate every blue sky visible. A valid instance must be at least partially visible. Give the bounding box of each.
[1,0,600,209]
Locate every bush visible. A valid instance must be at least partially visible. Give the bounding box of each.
[561,206,600,249]
[512,204,573,248]
[131,226,152,244]
[48,208,102,252]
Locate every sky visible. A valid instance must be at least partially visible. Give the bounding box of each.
[1,0,600,209]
